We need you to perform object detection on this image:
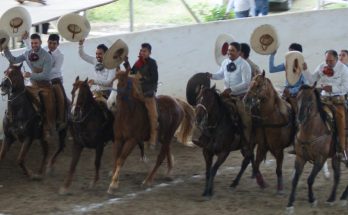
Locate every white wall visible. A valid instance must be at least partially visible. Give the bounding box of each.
[1,8,348,136]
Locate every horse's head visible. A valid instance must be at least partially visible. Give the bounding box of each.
[71,76,94,119]
[195,85,219,127]
[243,71,270,112]
[1,63,24,95]
[115,70,140,101]
[296,82,318,125]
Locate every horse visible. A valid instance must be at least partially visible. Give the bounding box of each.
[243,71,296,194]
[0,64,67,178]
[286,83,348,214]
[59,76,119,194]
[193,85,255,198]
[107,70,194,195]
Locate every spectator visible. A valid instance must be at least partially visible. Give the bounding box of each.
[225,0,255,18]
[339,49,348,67]
[255,0,269,16]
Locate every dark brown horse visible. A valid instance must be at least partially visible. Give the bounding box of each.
[244,71,296,194]
[107,71,194,194]
[193,86,255,198]
[0,64,67,178]
[286,84,347,214]
[59,77,117,194]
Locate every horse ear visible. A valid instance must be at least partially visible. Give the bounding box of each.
[18,63,23,69]
[84,78,88,84]
[312,81,317,88]
[262,70,266,77]
[211,84,216,91]
[75,76,79,82]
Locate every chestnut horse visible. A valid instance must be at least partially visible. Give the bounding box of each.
[244,72,296,194]
[0,64,67,178]
[59,77,120,194]
[286,84,348,214]
[194,86,255,198]
[107,71,194,194]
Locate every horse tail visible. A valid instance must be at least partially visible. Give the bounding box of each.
[175,98,195,146]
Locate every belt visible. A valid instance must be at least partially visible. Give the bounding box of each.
[321,95,345,105]
[31,80,52,87]
[51,78,62,85]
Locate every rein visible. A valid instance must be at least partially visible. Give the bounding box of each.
[7,89,26,102]
[295,133,331,146]
[71,106,95,123]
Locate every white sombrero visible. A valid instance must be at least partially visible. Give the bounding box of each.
[103,39,129,69]
[0,30,10,51]
[285,51,305,86]
[250,24,279,55]
[215,34,234,66]
[57,13,91,42]
[0,6,32,37]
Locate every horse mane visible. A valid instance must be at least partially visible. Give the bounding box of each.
[299,85,327,123]
[264,78,290,114]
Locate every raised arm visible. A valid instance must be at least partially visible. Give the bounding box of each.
[78,39,96,65]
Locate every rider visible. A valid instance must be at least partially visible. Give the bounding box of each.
[78,39,116,103]
[303,50,348,164]
[3,33,55,138]
[240,42,261,78]
[339,49,348,67]
[124,43,158,149]
[207,42,252,143]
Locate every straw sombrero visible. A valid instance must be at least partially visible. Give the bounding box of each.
[215,34,234,66]
[186,73,211,106]
[250,24,279,55]
[0,6,32,37]
[0,30,10,51]
[103,39,129,69]
[285,51,305,86]
[57,13,91,42]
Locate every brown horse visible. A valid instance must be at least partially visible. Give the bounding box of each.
[107,71,194,194]
[193,85,255,198]
[244,71,296,194]
[0,64,67,178]
[286,84,347,214]
[59,77,118,194]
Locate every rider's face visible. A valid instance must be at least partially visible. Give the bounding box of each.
[325,53,337,68]
[47,40,59,52]
[228,45,239,61]
[139,47,150,59]
[339,51,348,65]
[96,49,105,62]
[31,38,42,52]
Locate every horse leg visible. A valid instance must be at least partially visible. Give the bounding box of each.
[340,185,348,206]
[230,150,252,189]
[59,143,83,195]
[138,141,147,162]
[108,139,137,195]
[143,143,170,186]
[286,155,306,213]
[0,136,14,160]
[275,151,284,194]
[47,128,67,174]
[110,139,122,176]
[35,139,49,179]
[90,144,104,188]
[307,161,324,206]
[165,144,174,178]
[205,151,230,198]
[17,138,34,178]
[326,156,341,204]
[322,160,331,180]
[254,144,268,188]
[202,149,213,197]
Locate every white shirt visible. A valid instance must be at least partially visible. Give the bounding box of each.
[212,56,252,95]
[78,45,116,91]
[226,0,255,14]
[302,61,348,96]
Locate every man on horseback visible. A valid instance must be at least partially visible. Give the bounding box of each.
[123,43,158,149]
[3,33,55,139]
[207,42,252,142]
[303,50,348,163]
[240,43,261,78]
[78,39,116,103]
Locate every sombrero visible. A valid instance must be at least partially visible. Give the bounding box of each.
[285,51,305,86]
[0,30,10,51]
[186,73,211,106]
[215,34,234,66]
[103,39,129,69]
[250,24,279,55]
[57,13,91,42]
[0,6,32,37]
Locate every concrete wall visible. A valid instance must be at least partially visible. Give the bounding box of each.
[1,8,348,136]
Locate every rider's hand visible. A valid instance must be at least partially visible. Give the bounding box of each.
[79,39,85,46]
[322,85,332,93]
[23,72,31,78]
[221,88,232,97]
[22,31,29,40]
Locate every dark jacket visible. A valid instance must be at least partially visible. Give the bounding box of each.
[131,57,158,97]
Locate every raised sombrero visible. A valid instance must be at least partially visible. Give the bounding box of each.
[186,73,211,106]
[215,34,234,66]
[250,24,279,55]
[57,13,91,42]
[285,51,305,86]
[0,30,10,51]
[0,6,32,37]
[103,39,129,69]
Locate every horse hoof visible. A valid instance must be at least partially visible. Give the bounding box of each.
[340,200,347,207]
[276,189,285,196]
[59,187,70,195]
[325,201,335,207]
[46,166,54,176]
[285,206,294,215]
[310,200,318,208]
[107,183,118,195]
[141,180,152,187]
[140,156,149,163]
[31,174,43,180]
[201,194,212,201]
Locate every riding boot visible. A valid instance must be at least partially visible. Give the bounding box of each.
[334,104,347,165]
[144,96,158,149]
[52,81,67,131]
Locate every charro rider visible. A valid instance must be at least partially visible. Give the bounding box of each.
[123,43,159,149]
[3,33,55,138]
[78,39,116,103]
[303,50,348,164]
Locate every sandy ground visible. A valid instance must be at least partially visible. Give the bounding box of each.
[0,135,347,215]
